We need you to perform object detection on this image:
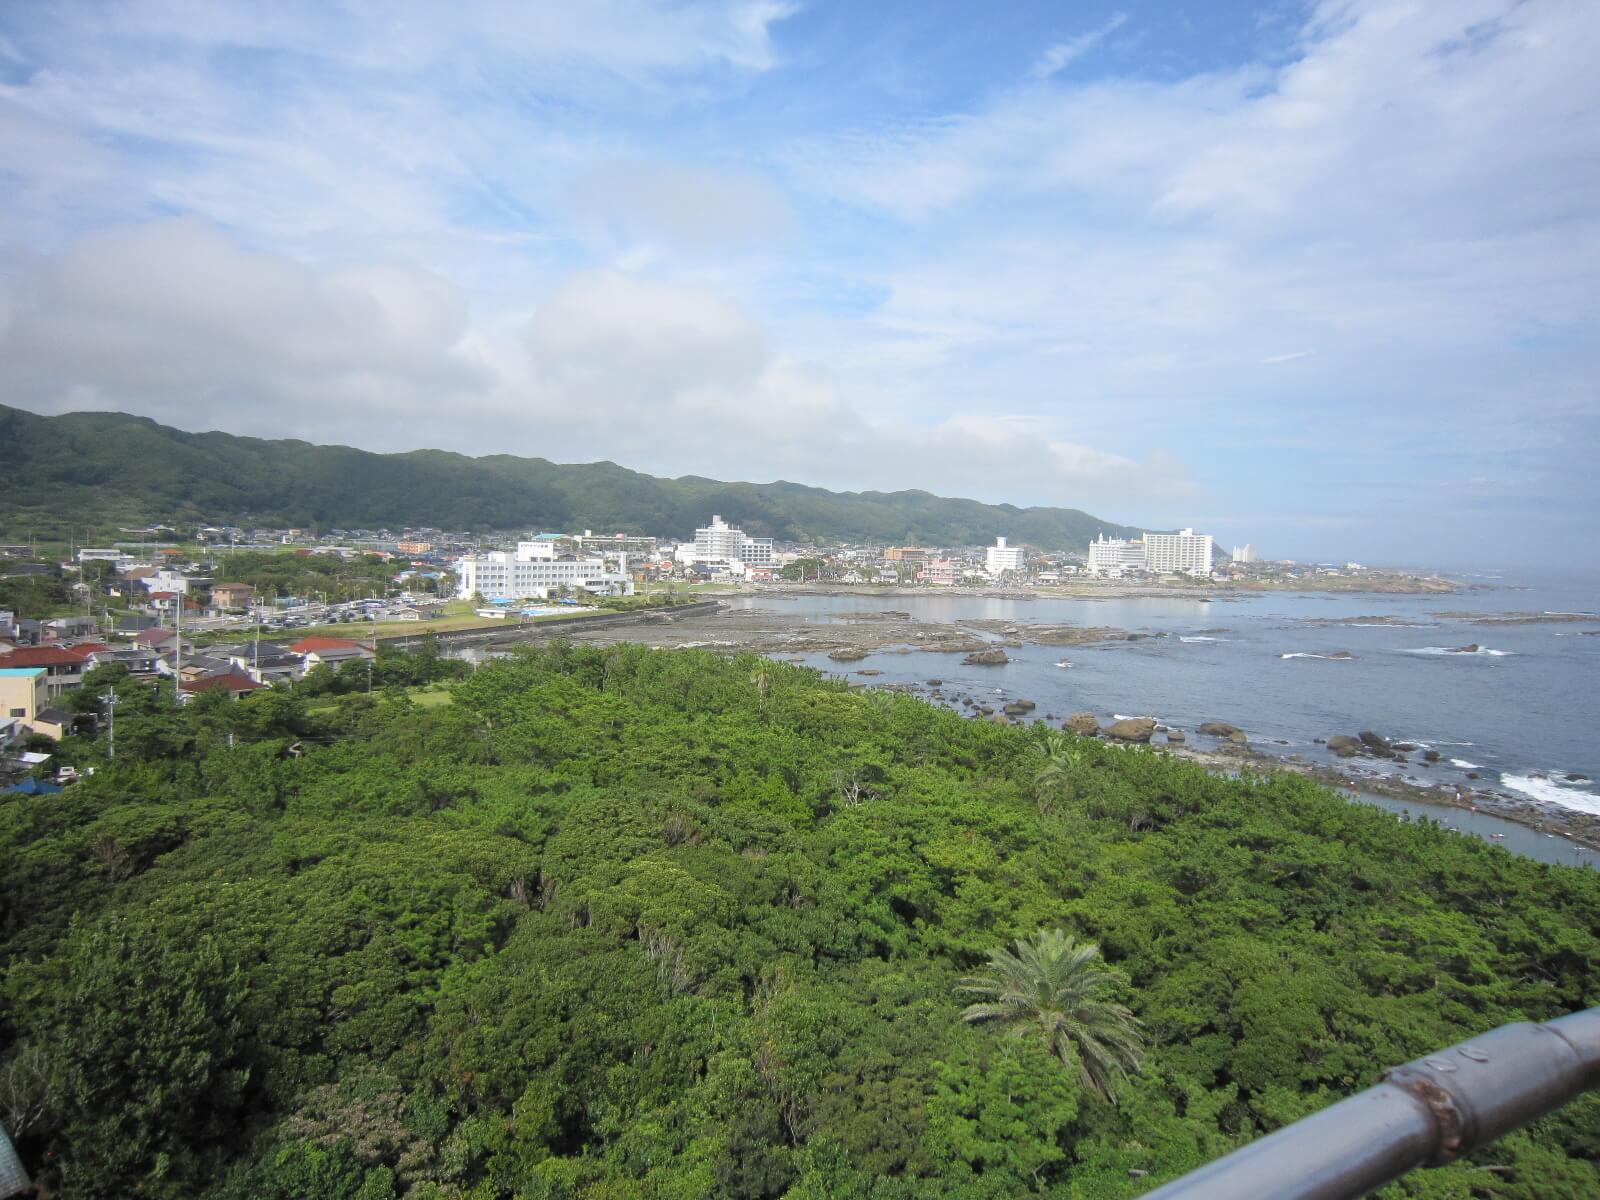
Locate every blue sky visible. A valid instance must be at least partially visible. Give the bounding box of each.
[0,0,1595,566]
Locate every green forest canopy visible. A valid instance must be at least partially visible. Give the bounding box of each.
[1,644,1596,1199]
[0,403,1144,548]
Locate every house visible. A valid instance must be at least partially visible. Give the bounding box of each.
[216,642,303,684]
[133,628,182,652]
[87,646,163,675]
[115,613,160,634]
[0,647,89,696]
[177,654,237,683]
[180,672,268,699]
[210,582,256,609]
[27,707,74,740]
[44,615,99,640]
[289,636,375,670]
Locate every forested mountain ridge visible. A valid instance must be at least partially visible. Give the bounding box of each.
[1,643,1596,1198]
[0,403,1144,546]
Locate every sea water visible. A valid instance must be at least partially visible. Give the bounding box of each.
[737,567,1600,868]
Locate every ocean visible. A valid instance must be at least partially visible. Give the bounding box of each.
[729,568,1600,869]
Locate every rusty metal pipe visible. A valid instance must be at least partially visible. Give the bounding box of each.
[1139,1007,1600,1200]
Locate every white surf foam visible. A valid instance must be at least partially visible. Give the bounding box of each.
[1398,646,1513,657]
[1281,652,1347,660]
[1450,759,1481,769]
[1180,635,1223,642]
[1502,775,1600,816]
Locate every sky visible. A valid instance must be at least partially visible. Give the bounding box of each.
[0,0,1596,566]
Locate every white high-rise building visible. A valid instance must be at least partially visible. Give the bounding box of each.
[1087,534,1147,577]
[692,515,774,569]
[1231,544,1257,564]
[985,536,1026,577]
[1145,528,1214,576]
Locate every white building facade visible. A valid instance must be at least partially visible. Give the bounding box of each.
[456,544,633,601]
[985,536,1026,577]
[1144,529,1214,576]
[1231,544,1257,564]
[1086,535,1147,577]
[691,515,774,569]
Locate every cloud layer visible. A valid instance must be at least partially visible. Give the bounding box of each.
[1,0,1595,563]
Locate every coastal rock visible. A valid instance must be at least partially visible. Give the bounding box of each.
[1012,699,1037,711]
[1358,730,1390,750]
[1392,742,1417,752]
[1104,717,1157,743]
[1447,644,1480,654]
[925,679,943,686]
[962,649,1011,666]
[1567,773,1591,782]
[855,669,882,676]
[1327,650,1355,660]
[1199,721,1249,743]
[1002,704,1030,716]
[1422,750,1441,763]
[1064,712,1101,737]
[827,648,868,662]
[1327,735,1364,758]
[1166,730,1187,744]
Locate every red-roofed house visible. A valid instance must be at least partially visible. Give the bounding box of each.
[0,645,89,695]
[289,635,376,669]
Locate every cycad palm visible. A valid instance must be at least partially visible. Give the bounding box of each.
[957,928,1144,1100]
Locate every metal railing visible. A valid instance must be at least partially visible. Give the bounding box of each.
[1141,1006,1600,1199]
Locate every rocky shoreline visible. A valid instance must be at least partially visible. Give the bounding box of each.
[537,601,1600,855]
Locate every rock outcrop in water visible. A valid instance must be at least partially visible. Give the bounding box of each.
[1199,722,1249,744]
[1064,712,1100,736]
[1104,717,1157,743]
[962,649,1010,665]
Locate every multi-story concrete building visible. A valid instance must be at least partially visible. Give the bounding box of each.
[0,667,48,725]
[1086,534,1147,577]
[919,559,959,586]
[692,516,773,569]
[574,531,659,558]
[985,537,1026,577]
[455,543,634,601]
[1144,528,1214,576]
[1231,544,1257,564]
[884,547,929,564]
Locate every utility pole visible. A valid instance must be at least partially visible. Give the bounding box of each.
[101,689,118,760]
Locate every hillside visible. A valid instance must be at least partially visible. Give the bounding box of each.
[2,644,1596,1197]
[0,404,1144,548]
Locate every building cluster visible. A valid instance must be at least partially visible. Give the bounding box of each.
[1086,529,1216,578]
[0,606,377,761]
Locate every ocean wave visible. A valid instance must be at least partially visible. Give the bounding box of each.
[1180,635,1224,642]
[1501,775,1600,817]
[1280,652,1350,660]
[1450,758,1481,769]
[1346,622,1432,628]
[1398,646,1513,657]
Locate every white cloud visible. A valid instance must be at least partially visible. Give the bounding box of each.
[1031,14,1128,80]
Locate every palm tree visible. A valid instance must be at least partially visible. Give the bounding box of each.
[1031,733,1082,814]
[957,928,1144,1101]
[750,665,774,713]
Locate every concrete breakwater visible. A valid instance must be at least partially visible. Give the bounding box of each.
[380,600,724,651]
